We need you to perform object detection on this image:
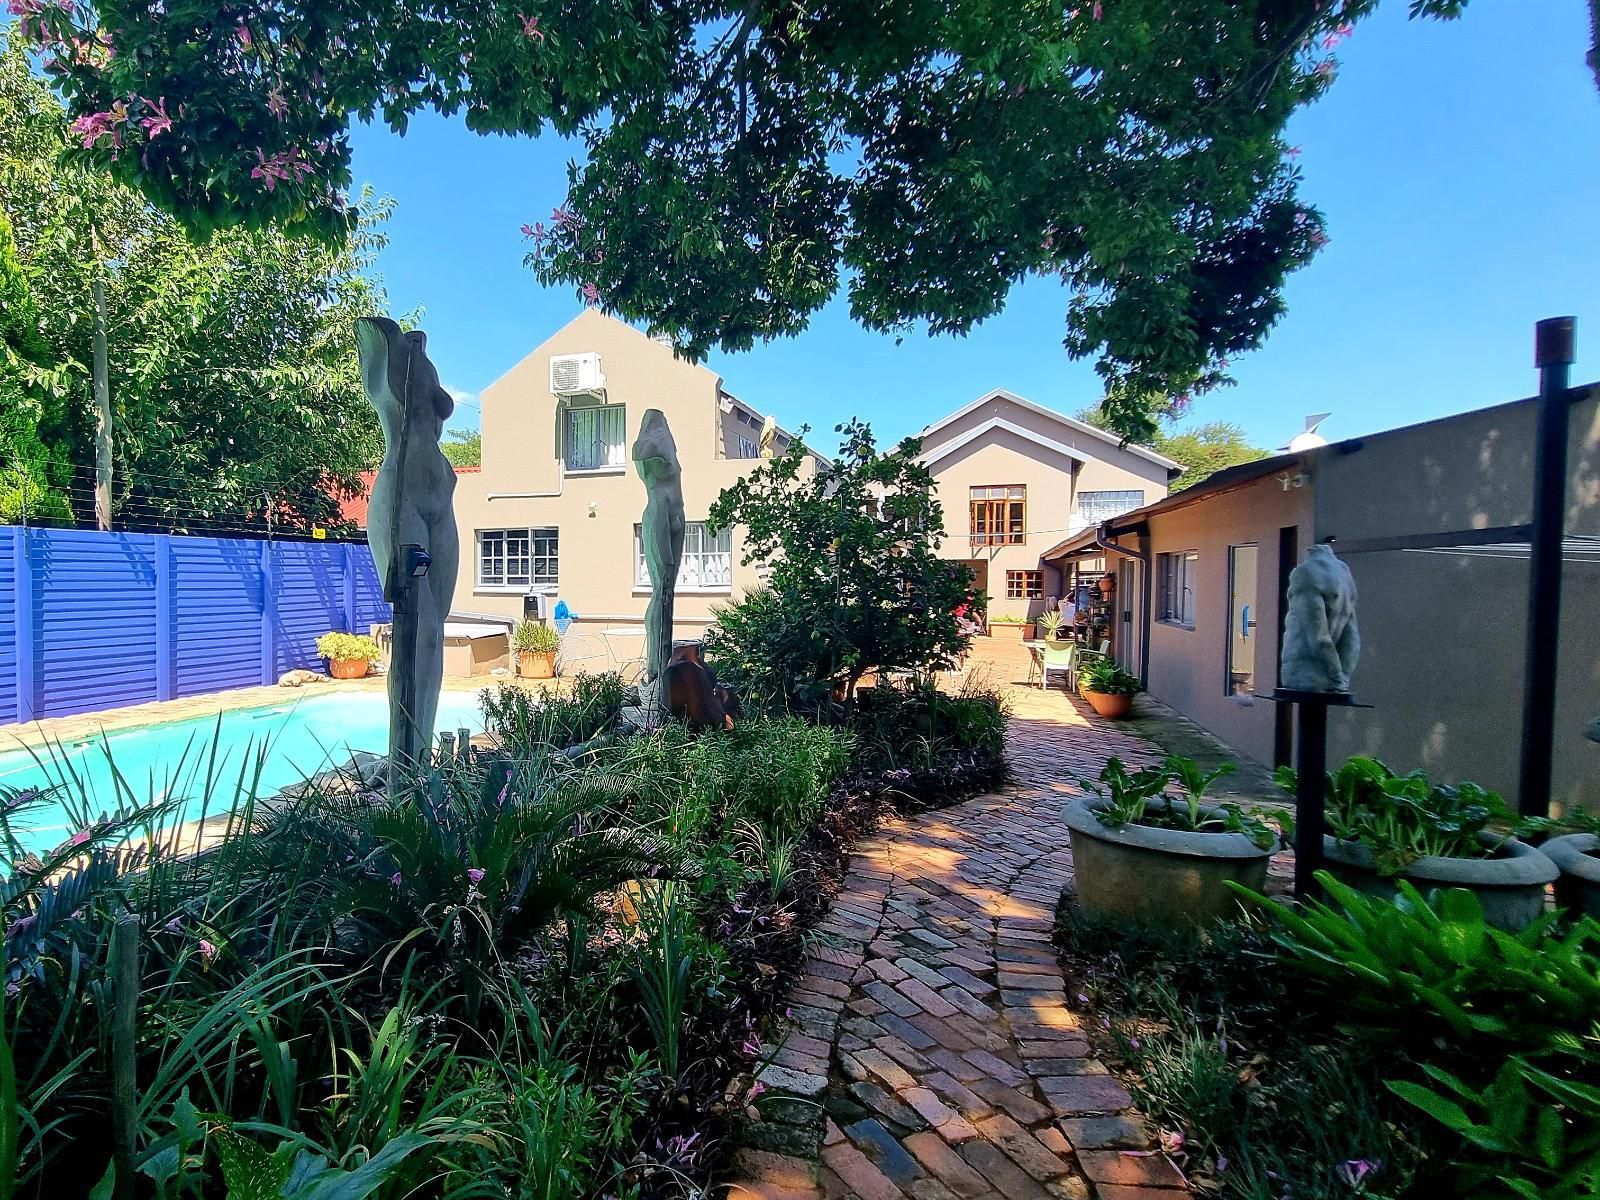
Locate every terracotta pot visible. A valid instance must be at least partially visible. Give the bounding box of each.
[328,657,370,680]
[518,649,557,679]
[1083,689,1132,719]
[1097,576,1116,596]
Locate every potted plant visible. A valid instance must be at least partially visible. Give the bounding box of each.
[988,615,1032,641]
[1078,658,1138,718]
[512,619,562,679]
[1277,756,1558,931]
[316,631,381,680]
[1035,611,1066,643]
[1064,756,1287,926]
[1537,808,1600,920]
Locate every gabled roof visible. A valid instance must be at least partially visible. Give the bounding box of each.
[921,417,1090,469]
[919,388,1183,473]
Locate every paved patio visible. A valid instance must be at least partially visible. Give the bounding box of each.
[730,643,1220,1200]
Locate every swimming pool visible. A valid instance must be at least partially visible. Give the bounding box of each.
[0,691,487,852]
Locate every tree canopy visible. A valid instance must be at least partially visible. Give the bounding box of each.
[13,0,1471,440]
[0,33,391,534]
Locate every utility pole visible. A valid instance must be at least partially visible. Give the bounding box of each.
[92,267,112,532]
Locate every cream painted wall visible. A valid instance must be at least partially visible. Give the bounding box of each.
[454,309,795,631]
[1142,479,1312,765]
[924,394,1173,620]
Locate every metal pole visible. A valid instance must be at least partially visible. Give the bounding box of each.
[1517,316,1576,818]
[1293,700,1328,898]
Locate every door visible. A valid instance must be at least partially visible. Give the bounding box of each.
[1226,544,1258,696]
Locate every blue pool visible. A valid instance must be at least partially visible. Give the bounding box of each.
[0,691,487,851]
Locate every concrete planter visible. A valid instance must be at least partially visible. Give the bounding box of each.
[1063,797,1272,927]
[988,623,1031,641]
[1543,833,1600,920]
[1320,834,1557,931]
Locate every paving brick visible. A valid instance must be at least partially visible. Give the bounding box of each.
[1076,1151,1185,1189]
[903,1132,994,1200]
[921,1071,994,1119]
[938,965,997,996]
[960,1049,1028,1089]
[869,958,912,984]
[901,1087,981,1143]
[897,977,960,1018]
[957,1139,1054,1200]
[876,1034,936,1073]
[849,1081,928,1131]
[1056,1115,1150,1150]
[865,980,924,1019]
[975,1114,1072,1181]
[942,985,999,1021]
[822,1140,907,1200]
[856,1047,918,1091]
[846,1118,928,1188]
[968,1077,1052,1125]
[876,1011,939,1050]
[1040,1075,1133,1115]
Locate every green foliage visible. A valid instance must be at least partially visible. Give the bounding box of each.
[706,421,973,705]
[1078,659,1141,696]
[1079,756,1288,849]
[314,632,380,664]
[439,428,481,469]
[1277,755,1519,875]
[511,620,561,654]
[479,672,627,752]
[630,881,697,1081]
[847,683,1008,773]
[21,0,1473,437]
[0,34,388,533]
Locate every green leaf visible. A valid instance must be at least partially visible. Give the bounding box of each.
[1387,1080,1475,1131]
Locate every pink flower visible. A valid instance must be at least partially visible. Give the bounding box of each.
[236,24,253,49]
[518,13,544,42]
[139,96,172,137]
[551,205,581,229]
[197,938,217,962]
[68,827,92,846]
[389,871,403,886]
[1159,1129,1185,1156]
[1321,22,1354,51]
[266,87,288,118]
[70,110,122,150]
[250,147,315,192]
[467,867,485,884]
[581,282,601,305]
[1092,0,1103,18]
[1286,145,1301,158]
[747,1081,766,1099]
[1314,59,1336,81]
[1335,1159,1379,1190]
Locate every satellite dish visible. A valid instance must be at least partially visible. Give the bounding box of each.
[1281,413,1331,453]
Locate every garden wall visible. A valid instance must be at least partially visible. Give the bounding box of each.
[0,526,389,724]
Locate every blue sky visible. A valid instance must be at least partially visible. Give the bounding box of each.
[349,1,1599,456]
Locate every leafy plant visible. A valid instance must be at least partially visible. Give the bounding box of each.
[479,672,627,752]
[1035,612,1065,640]
[630,881,696,1081]
[511,620,561,655]
[1079,756,1288,850]
[315,632,381,664]
[1277,756,1521,876]
[1079,659,1140,696]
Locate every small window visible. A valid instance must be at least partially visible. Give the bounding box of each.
[1006,570,1044,600]
[1077,489,1145,523]
[478,528,559,589]
[1157,550,1198,628]
[970,485,1026,546]
[635,522,734,591]
[565,404,626,471]
[736,435,758,459]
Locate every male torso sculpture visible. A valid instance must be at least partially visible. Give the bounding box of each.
[633,409,686,712]
[1280,543,1360,693]
[355,316,459,764]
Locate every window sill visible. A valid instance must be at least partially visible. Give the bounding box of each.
[475,585,559,595]
[1156,619,1195,631]
[632,587,733,597]
[563,466,627,477]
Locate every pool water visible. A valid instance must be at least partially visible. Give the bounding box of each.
[0,691,486,852]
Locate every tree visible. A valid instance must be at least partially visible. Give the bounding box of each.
[440,428,481,469]
[0,33,389,534]
[13,2,1474,441]
[706,420,973,707]
[0,208,72,522]
[1076,406,1268,492]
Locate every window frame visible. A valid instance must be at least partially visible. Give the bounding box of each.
[634,521,735,594]
[563,402,627,473]
[1005,570,1044,600]
[1156,549,1198,629]
[1225,543,1258,697]
[1076,489,1146,524]
[476,527,560,592]
[969,484,1027,547]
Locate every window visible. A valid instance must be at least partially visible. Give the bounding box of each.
[970,485,1026,546]
[1006,570,1044,600]
[736,434,758,459]
[565,404,626,471]
[1077,489,1145,523]
[1227,544,1258,696]
[635,522,733,591]
[1157,550,1197,628]
[478,528,559,589]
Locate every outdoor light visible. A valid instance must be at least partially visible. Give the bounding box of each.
[400,544,431,578]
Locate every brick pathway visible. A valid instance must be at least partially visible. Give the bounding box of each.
[729,661,1191,1200]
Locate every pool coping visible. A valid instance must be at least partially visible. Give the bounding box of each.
[0,674,519,756]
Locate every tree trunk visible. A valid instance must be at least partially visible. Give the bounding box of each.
[92,272,112,532]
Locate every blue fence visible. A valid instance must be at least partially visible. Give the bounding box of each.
[0,526,390,725]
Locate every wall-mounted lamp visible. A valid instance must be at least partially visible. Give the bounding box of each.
[400,544,431,577]
[588,501,599,518]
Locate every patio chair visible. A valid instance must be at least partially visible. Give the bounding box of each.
[1025,643,1044,687]
[1042,643,1077,691]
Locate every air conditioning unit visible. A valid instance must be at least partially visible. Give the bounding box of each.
[550,352,605,396]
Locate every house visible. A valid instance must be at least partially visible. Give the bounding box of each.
[918,390,1180,623]
[337,466,480,529]
[1044,385,1600,815]
[449,309,819,640]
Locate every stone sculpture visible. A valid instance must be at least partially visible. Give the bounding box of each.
[355,316,460,766]
[627,409,685,727]
[1280,543,1360,693]
[660,642,742,731]
[758,414,778,459]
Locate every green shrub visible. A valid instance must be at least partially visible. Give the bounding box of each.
[511,619,562,654]
[480,671,627,751]
[1077,755,1289,850]
[315,631,381,663]
[1079,658,1140,695]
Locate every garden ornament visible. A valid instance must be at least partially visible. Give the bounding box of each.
[661,642,741,731]
[355,316,460,768]
[624,409,685,729]
[758,414,778,459]
[1280,543,1360,693]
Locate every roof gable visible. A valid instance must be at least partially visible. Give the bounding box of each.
[920,388,1181,473]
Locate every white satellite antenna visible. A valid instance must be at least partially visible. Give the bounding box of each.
[1281,413,1331,453]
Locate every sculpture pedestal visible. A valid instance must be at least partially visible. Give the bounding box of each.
[1268,689,1370,897]
[621,676,665,733]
